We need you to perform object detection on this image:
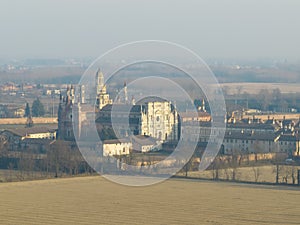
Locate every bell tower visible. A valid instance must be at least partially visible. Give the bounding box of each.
[95,69,112,110]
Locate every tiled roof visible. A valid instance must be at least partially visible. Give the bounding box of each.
[99,104,142,113]
[131,135,158,146]
[3,126,56,137]
[103,138,131,144]
[180,111,210,118]
[224,131,278,141]
[80,104,95,112]
[226,123,279,130]
[21,139,53,144]
[278,134,300,142]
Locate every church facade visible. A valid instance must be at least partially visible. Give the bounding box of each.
[97,98,179,142]
[57,69,180,143]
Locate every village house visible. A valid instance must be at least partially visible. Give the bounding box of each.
[2,127,56,140]
[102,139,132,157]
[1,126,57,150]
[0,104,25,118]
[131,135,159,153]
[180,111,211,122]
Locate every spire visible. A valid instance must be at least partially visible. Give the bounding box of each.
[66,85,71,104]
[131,95,135,105]
[66,84,75,104]
[201,99,206,112]
[124,81,128,104]
[79,85,85,104]
[96,68,104,95]
[95,69,112,110]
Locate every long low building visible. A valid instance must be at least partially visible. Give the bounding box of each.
[103,139,132,157]
[222,130,280,154]
[1,126,57,144]
[182,120,300,156]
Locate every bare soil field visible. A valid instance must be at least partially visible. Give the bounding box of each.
[0,176,299,225]
[219,82,300,94]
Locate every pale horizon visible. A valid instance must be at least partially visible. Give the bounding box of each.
[0,0,300,62]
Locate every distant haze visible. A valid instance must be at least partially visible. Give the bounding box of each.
[0,0,300,61]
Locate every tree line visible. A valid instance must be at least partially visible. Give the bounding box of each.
[24,98,45,117]
[0,140,93,182]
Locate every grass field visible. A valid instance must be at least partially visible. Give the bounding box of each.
[0,176,299,225]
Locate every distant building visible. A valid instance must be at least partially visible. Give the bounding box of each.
[97,98,179,142]
[278,134,300,157]
[57,69,179,144]
[103,139,132,156]
[1,126,56,151]
[14,108,25,118]
[45,90,52,95]
[222,130,280,154]
[57,85,77,141]
[1,127,56,141]
[131,135,160,153]
[57,69,113,141]
[180,111,211,122]
[0,104,25,118]
[226,122,280,134]
[95,69,112,110]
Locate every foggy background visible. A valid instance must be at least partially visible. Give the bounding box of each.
[0,0,299,61]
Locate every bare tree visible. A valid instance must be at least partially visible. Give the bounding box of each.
[252,166,261,183]
[272,88,282,102]
[0,136,8,158]
[282,166,290,184]
[6,163,15,182]
[291,166,296,185]
[47,141,69,177]
[253,141,265,163]
[211,157,222,180]
[229,149,241,181]
[281,165,297,184]
[222,86,229,97]
[17,151,35,181]
[272,153,286,184]
[257,89,271,111]
[183,158,193,177]
[237,86,243,95]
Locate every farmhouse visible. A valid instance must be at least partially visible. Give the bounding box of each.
[103,139,132,156]
[1,127,56,141]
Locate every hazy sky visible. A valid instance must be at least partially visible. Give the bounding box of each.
[0,0,299,61]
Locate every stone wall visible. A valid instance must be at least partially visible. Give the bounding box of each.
[0,117,58,125]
